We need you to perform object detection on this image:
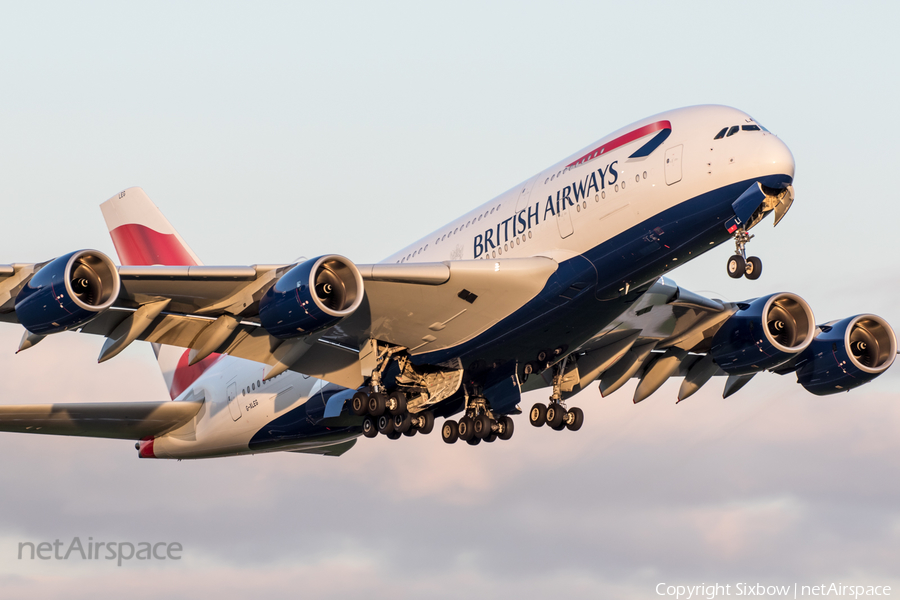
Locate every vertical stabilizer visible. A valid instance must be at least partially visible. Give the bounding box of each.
[101,187,214,399]
[100,187,202,267]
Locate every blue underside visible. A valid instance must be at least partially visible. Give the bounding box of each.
[250,172,792,445]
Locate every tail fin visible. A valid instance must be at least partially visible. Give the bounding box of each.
[100,187,215,399]
[100,187,202,267]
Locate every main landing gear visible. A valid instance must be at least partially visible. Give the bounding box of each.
[530,357,584,431]
[353,390,435,440]
[441,396,514,446]
[727,228,762,280]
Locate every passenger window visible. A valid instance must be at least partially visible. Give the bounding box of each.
[742,125,760,131]
[714,127,728,140]
[726,126,739,137]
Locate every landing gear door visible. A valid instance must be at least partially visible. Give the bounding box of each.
[226,381,242,421]
[665,145,683,185]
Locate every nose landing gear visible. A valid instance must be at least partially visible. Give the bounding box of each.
[727,228,762,280]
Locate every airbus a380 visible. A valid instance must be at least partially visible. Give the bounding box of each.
[0,105,894,459]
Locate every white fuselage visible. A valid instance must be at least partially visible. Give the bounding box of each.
[150,105,795,459]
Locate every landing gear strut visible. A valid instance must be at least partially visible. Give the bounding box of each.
[727,228,762,280]
[441,394,514,445]
[529,357,584,432]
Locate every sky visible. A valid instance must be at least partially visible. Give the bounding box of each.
[1,1,899,598]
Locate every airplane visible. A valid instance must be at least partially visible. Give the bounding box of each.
[0,104,895,459]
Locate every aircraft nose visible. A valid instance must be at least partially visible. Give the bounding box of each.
[763,134,795,183]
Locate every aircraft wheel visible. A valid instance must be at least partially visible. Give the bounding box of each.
[351,391,369,416]
[473,414,493,439]
[529,403,547,427]
[442,420,459,444]
[458,416,474,441]
[388,391,407,416]
[484,431,497,443]
[387,430,402,440]
[368,392,387,417]
[377,414,395,435]
[466,436,481,446]
[419,411,435,435]
[745,256,763,280]
[394,412,412,434]
[362,416,379,438]
[565,407,584,431]
[402,426,418,437]
[498,416,514,441]
[546,403,565,429]
[727,255,745,279]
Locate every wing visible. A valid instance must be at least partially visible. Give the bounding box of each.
[537,277,748,402]
[0,258,559,389]
[0,401,203,440]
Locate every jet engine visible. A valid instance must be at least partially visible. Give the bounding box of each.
[795,314,896,395]
[259,255,364,339]
[15,250,121,335]
[710,292,816,374]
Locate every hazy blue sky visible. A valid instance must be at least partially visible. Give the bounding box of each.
[1,2,899,598]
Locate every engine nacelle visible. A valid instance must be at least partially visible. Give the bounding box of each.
[795,314,897,395]
[710,292,816,375]
[15,250,121,335]
[259,255,364,339]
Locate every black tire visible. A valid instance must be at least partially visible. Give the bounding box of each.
[458,416,474,441]
[546,403,565,428]
[377,414,395,435]
[388,391,408,416]
[727,255,745,279]
[403,426,418,437]
[473,414,493,439]
[529,403,547,427]
[484,432,497,443]
[387,430,402,440]
[441,420,459,444]
[419,411,435,435]
[394,412,412,434]
[351,391,369,416]
[745,256,762,280]
[466,436,481,446]
[368,392,387,417]
[362,416,378,438]
[498,416,514,441]
[565,406,584,431]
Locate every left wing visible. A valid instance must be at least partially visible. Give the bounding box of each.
[0,257,558,389]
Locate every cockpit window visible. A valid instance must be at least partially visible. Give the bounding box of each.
[726,126,740,137]
[742,125,761,131]
[713,127,728,140]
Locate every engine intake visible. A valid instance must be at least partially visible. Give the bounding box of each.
[710,292,816,375]
[259,255,364,339]
[796,314,897,395]
[16,250,121,335]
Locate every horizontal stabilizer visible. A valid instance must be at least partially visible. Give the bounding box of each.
[0,401,202,440]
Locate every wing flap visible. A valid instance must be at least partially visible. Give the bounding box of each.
[0,401,203,440]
